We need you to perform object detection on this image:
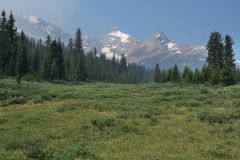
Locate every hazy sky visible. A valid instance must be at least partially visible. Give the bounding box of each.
[1,0,240,56]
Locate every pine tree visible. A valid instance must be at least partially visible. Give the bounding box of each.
[171,64,181,82]
[74,28,84,54]
[50,59,58,80]
[235,69,240,83]
[46,35,51,48]
[182,65,189,80]
[193,68,200,83]
[210,70,220,85]
[220,67,236,86]
[185,69,193,83]
[154,64,161,83]
[57,39,65,79]
[32,47,40,74]
[224,35,235,71]
[76,55,86,81]
[16,32,27,84]
[220,35,236,86]
[20,33,28,74]
[119,54,127,74]
[207,32,224,70]
[200,64,208,82]
[0,10,8,73]
[67,38,73,53]
[7,11,17,75]
[74,28,86,81]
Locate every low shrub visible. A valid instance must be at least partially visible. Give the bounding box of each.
[8,97,27,105]
[197,110,240,124]
[198,111,229,124]
[4,139,51,160]
[91,117,116,130]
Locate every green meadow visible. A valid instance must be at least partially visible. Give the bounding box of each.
[0,79,240,160]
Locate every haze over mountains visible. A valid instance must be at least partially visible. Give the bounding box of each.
[15,14,209,69]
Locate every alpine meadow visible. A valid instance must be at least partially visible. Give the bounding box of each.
[0,0,240,160]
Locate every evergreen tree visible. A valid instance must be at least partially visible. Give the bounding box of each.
[200,64,208,82]
[57,39,65,79]
[210,70,220,85]
[182,65,189,80]
[154,64,161,83]
[50,59,58,79]
[119,54,127,74]
[207,32,224,70]
[193,68,200,83]
[76,54,86,81]
[185,69,193,83]
[220,35,236,85]
[32,47,40,74]
[74,28,84,54]
[220,66,236,86]
[16,32,27,84]
[171,64,181,82]
[7,11,17,75]
[67,38,73,53]
[224,35,235,71]
[20,33,28,74]
[0,10,8,73]
[74,28,86,81]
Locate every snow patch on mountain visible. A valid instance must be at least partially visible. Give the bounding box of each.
[15,14,71,44]
[167,42,181,54]
[27,16,39,24]
[109,31,130,43]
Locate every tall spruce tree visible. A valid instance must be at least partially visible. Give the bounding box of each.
[75,28,84,54]
[154,64,161,83]
[171,64,181,82]
[0,10,8,73]
[74,28,86,81]
[32,47,40,75]
[7,11,17,75]
[220,35,236,85]
[207,32,224,70]
[16,32,27,84]
[57,39,65,79]
[119,54,127,74]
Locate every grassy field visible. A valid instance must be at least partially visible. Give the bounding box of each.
[0,79,240,160]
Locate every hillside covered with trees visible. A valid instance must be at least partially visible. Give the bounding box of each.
[0,10,152,84]
[154,32,239,86]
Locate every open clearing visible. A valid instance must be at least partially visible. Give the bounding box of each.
[0,79,240,159]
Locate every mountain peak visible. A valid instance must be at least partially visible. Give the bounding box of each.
[154,30,170,44]
[108,29,131,43]
[26,15,41,24]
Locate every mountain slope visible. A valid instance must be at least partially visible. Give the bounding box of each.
[15,15,71,43]
[104,30,208,69]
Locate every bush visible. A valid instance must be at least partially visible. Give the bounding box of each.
[198,111,230,124]
[91,118,116,130]
[8,97,27,105]
[4,139,51,160]
[200,87,208,94]
[33,96,44,104]
[208,145,235,158]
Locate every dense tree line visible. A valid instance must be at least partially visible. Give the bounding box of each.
[0,11,152,84]
[154,32,238,86]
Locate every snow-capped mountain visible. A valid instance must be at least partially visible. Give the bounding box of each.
[15,15,71,44]
[14,14,210,69]
[99,29,207,69]
[100,27,141,59]
[127,31,208,69]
